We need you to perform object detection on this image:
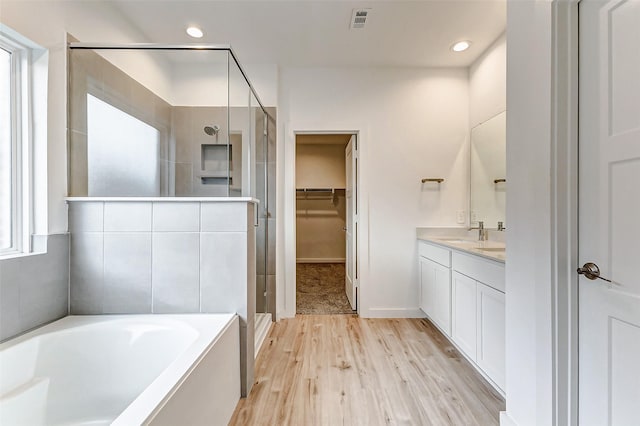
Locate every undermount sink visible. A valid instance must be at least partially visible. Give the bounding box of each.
[437,238,474,244]
[476,247,506,252]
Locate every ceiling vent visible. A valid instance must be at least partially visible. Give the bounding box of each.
[350,8,371,30]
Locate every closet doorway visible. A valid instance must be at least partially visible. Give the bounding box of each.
[295,133,357,315]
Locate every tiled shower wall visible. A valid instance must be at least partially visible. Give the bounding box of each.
[0,235,69,341]
[68,48,173,196]
[69,48,270,200]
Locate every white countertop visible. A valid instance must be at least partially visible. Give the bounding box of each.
[66,197,259,203]
[417,227,506,263]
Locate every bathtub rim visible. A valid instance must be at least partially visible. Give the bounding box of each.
[115,314,239,425]
[0,313,239,425]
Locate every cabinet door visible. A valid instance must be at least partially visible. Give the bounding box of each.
[419,257,451,335]
[431,261,451,335]
[476,282,505,391]
[451,271,477,360]
[419,257,433,315]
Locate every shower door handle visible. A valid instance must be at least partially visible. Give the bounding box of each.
[254,203,259,227]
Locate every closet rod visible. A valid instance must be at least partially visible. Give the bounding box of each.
[296,188,344,193]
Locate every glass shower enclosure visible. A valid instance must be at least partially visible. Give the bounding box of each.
[67,43,275,323]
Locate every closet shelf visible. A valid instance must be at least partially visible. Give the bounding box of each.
[296,188,345,193]
[296,187,345,201]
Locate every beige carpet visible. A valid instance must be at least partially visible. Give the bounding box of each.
[296,263,355,315]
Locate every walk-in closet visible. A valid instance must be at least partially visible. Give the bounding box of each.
[295,134,355,314]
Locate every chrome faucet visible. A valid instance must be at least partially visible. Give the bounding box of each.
[497,221,506,231]
[469,221,487,241]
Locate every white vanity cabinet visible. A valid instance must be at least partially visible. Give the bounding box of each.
[418,239,506,395]
[418,242,451,335]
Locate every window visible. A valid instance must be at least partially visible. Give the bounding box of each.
[0,27,47,256]
[0,47,12,250]
[87,94,161,196]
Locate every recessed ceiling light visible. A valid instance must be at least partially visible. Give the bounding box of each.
[186,26,203,38]
[451,40,471,52]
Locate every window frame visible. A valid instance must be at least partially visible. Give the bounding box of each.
[0,31,35,257]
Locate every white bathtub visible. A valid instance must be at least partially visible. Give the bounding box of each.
[0,314,240,426]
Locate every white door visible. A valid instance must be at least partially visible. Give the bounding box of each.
[579,1,640,424]
[345,136,357,310]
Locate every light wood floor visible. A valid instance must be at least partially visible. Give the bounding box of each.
[229,315,504,426]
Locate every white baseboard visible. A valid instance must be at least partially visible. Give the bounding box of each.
[363,307,426,318]
[296,258,345,263]
[500,412,517,426]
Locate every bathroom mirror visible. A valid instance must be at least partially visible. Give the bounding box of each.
[470,111,506,227]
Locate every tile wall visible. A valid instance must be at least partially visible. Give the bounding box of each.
[69,201,255,317]
[68,48,173,197]
[0,234,69,341]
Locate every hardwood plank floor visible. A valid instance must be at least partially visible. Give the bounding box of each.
[229,315,505,426]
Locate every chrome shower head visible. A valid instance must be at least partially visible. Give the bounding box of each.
[204,125,220,136]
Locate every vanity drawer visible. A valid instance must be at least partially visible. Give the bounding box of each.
[452,251,505,293]
[418,241,451,267]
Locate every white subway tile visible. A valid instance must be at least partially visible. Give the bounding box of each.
[200,232,247,314]
[69,202,104,232]
[103,233,152,313]
[152,233,200,313]
[200,203,248,232]
[70,233,104,314]
[152,202,199,232]
[104,202,152,232]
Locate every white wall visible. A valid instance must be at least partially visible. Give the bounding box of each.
[279,67,469,318]
[470,33,507,128]
[503,1,555,425]
[296,144,346,188]
[296,143,346,262]
[170,62,278,107]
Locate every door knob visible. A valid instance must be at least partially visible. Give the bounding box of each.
[577,262,612,283]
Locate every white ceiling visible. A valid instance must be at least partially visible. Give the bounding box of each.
[111,0,506,68]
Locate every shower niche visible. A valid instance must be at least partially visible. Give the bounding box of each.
[200,144,229,178]
[198,132,242,195]
[200,143,231,190]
